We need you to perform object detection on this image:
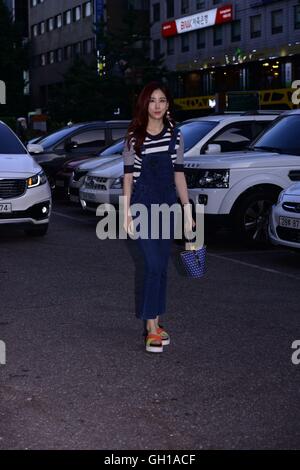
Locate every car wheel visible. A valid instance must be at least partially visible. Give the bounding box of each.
[233,189,279,246]
[24,224,49,237]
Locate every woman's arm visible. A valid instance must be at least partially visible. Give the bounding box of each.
[174,131,196,242]
[122,139,135,234]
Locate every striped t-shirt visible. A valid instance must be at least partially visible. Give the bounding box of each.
[123,125,184,184]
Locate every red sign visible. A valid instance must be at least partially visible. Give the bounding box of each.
[161,4,233,38]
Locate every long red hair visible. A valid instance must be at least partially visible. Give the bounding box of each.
[126,81,176,157]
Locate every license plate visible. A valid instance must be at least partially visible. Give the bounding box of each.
[0,203,12,213]
[82,191,96,202]
[56,179,65,187]
[279,216,300,229]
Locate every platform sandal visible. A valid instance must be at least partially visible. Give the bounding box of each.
[145,333,163,353]
[156,326,170,346]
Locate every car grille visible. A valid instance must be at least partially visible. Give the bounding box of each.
[0,179,27,199]
[276,226,300,243]
[73,170,88,182]
[282,202,300,213]
[85,176,107,190]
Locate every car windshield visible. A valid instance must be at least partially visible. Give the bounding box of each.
[100,139,124,156]
[178,121,219,152]
[0,123,27,154]
[251,115,300,155]
[37,126,77,148]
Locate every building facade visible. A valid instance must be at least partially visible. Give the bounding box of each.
[28,0,149,110]
[150,0,300,113]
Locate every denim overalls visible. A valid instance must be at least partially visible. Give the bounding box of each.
[130,128,179,321]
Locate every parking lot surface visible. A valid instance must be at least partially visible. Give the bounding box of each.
[0,201,299,450]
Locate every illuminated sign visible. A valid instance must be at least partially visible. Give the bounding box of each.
[162,4,233,38]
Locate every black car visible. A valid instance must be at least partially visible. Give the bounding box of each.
[27,120,130,189]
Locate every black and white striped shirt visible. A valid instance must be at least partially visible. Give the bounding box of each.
[123,125,184,184]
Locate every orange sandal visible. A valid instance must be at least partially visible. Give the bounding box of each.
[145,333,163,353]
[156,326,170,346]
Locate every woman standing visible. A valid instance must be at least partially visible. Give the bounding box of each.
[123,81,195,353]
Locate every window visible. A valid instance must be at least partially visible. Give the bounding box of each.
[83,38,94,54]
[231,20,241,42]
[47,17,54,32]
[250,15,261,38]
[83,1,92,18]
[57,48,63,62]
[64,10,72,25]
[196,29,205,49]
[153,3,160,22]
[40,54,46,66]
[0,123,26,154]
[166,0,174,18]
[32,24,38,37]
[47,51,55,64]
[73,42,82,56]
[181,0,189,15]
[73,6,81,22]
[111,129,128,141]
[70,130,106,150]
[64,45,72,60]
[179,121,219,152]
[294,5,300,30]
[252,115,300,155]
[213,26,222,46]
[196,0,205,9]
[271,10,283,34]
[153,39,161,59]
[208,123,253,153]
[181,34,189,52]
[167,37,174,55]
[40,21,45,34]
[56,14,62,28]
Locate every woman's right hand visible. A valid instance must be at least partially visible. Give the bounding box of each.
[123,211,135,236]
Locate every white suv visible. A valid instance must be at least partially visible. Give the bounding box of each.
[0,121,51,236]
[79,113,279,212]
[185,110,300,245]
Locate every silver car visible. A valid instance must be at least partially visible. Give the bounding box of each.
[69,139,124,203]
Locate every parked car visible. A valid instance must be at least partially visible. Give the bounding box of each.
[0,121,51,236]
[56,139,125,201]
[79,112,279,214]
[27,120,130,190]
[183,109,300,245]
[269,183,300,249]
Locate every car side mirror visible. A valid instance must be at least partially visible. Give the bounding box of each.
[205,143,222,154]
[27,143,44,154]
[65,141,78,152]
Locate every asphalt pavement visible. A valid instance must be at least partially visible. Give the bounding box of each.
[0,200,300,450]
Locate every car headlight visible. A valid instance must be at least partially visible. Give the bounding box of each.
[197,169,230,188]
[27,170,47,188]
[111,177,123,189]
[277,190,285,204]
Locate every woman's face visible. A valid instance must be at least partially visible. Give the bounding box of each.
[148,89,169,122]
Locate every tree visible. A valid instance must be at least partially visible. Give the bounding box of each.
[0,0,29,117]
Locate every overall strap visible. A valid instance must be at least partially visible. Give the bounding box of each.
[168,127,180,154]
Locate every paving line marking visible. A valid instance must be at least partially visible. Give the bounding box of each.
[52,210,95,223]
[208,252,300,281]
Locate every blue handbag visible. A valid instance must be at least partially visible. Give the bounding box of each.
[180,244,207,278]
